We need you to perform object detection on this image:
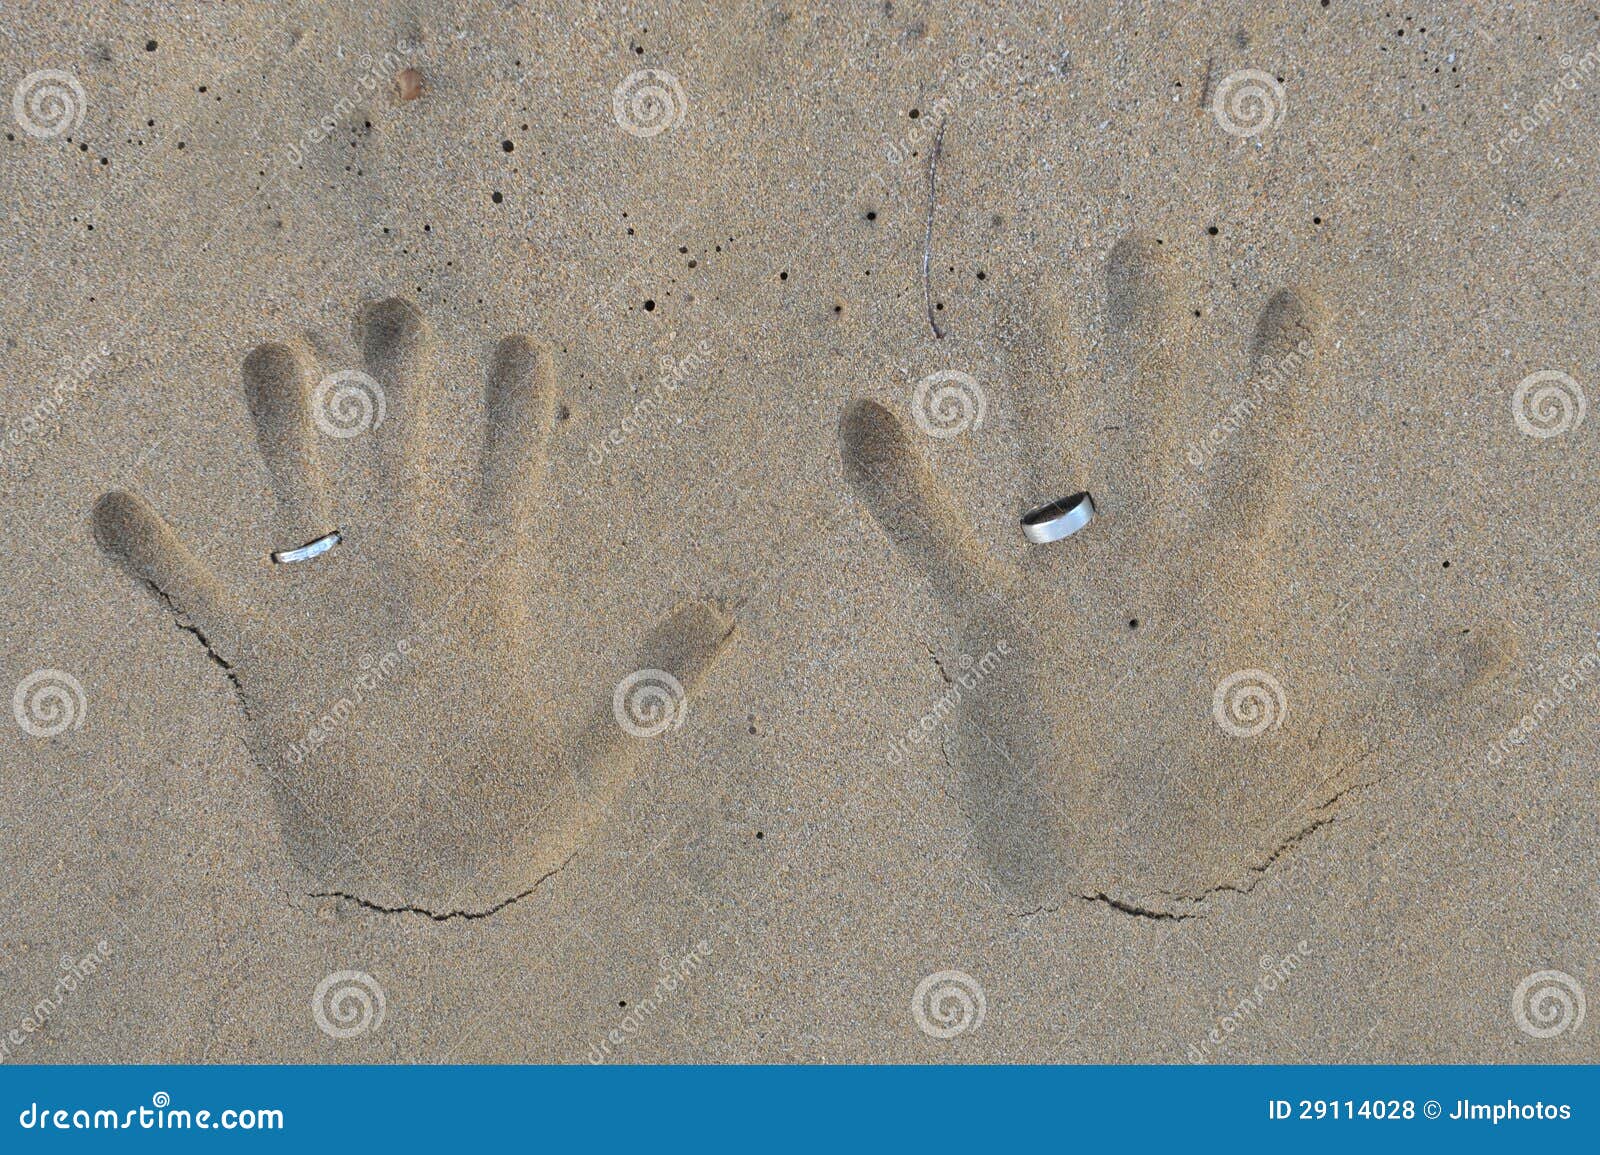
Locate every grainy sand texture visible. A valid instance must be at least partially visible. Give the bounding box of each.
[2,1,1597,1062]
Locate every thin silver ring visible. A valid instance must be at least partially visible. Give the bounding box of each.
[271,530,342,565]
[1021,492,1094,544]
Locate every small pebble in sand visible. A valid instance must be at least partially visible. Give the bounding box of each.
[396,68,424,102]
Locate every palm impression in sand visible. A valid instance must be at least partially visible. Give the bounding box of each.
[841,237,1394,916]
[93,299,731,918]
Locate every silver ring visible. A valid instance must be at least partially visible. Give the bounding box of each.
[1021,492,1094,544]
[271,530,341,565]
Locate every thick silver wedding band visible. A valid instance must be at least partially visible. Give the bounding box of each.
[1021,492,1094,544]
[271,530,342,565]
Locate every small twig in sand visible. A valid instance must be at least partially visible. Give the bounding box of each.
[922,118,948,340]
[1198,54,1215,110]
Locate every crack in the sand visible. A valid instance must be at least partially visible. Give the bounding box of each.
[1145,775,1373,909]
[1079,892,1195,921]
[1012,892,1196,923]
[140,579,239,680]
[1013,772,1376,923]
[1081,889,1196,915]
[139,578,253,714]
[308,851,578,922]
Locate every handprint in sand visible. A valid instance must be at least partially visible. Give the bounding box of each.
[839,237,1375,915]
[93,299,731,917]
